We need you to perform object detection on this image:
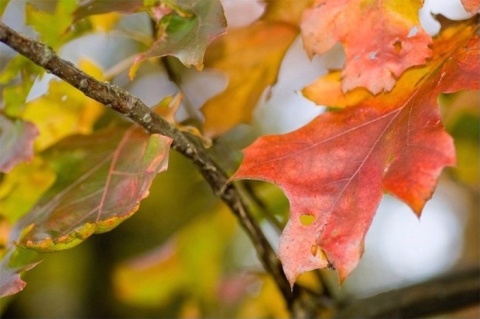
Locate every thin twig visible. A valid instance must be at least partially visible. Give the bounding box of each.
[241,181,285,232]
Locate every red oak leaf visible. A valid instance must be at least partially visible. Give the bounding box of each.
[461,0,480,13]
[301,0,432,94]
[232,20,478,286]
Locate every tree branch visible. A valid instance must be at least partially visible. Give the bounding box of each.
[0,22,300,311]
[336,265,480,318]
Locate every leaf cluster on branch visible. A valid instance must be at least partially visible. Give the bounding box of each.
[0,0,478,317]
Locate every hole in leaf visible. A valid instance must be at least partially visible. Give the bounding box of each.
[368,51,377,60]
[408,26,418,38]
[393,40,402,53]
[311,244,319,256]
[299,214,315,226]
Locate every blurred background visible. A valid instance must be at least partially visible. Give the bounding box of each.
[0,0,478,317]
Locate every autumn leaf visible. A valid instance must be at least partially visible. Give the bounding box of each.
[301,0,432,94]
[0,157,56,223]
[199,0,312,137]
[202,21,297,137]
[113,206,235,309]
[0,114,38,173]
[22,61,105,151]
[132,0,226,72]
[461,0,480,13]
[302,71,373,108]
[303,19,479,108]
[72,0,144,22]
[0,250,40,298]
[232,20,478,285]
[262,0,313,25]
[236,275,290,318]
[0,55,41,118]
[0,0,9,16]
[26,0,79,49]
[441,90,479,188]
[0,125,171,296]
[153,93,211,146]
[6,126,170,252]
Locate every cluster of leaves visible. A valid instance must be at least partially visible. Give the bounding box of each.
[0,0,479,316]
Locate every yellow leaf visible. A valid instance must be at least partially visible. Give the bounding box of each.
[262,0,313,25]
[25,0,78,49]
[202,21,297,137]
[23,60,105,151]
[302,71,373,108]
[89,12,120,32]
[113,207,236,310]
[0,157,56,223]
[237,275,289,318]
[154,93,212,147]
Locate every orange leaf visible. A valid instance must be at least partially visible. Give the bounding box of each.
[202,21,297,137]
[303,18,479,108]
[262,0,313,25]
[301,0,432,94]
[200,0,313,137]
[232,20,478,286]
[460,0,480,13]
[302,71,373,108]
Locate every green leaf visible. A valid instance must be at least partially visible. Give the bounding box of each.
[72,0,144,22]
[132,0,226,71]
[26,0,79,49]
[0,0,10,16]
[0,55,42,117]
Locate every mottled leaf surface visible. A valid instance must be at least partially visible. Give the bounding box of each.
[0,114,38,173]
[233,20,478,285]
[301,0,432,94]
[133,0,226,70]
[10,126,171,251]
[461,0,480,13]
